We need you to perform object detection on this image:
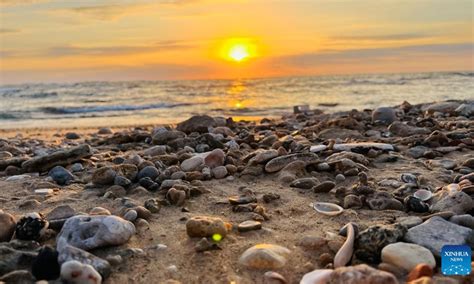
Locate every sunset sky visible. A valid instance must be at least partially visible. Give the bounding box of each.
[0,0,473,84]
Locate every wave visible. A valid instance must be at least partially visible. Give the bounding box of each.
[40,102,196,114]
[21,92,58,99]
[450,72,474,77]
[347,78,407,86]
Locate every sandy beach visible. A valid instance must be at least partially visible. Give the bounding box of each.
[0,100,473,283]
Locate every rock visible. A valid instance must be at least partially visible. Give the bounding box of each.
[381,242,436,271]
[70,163,84,172]
[143,145,167,156]
[89,207,111,215]
[144,198,161,213]
[31,245,60,280]
[57,215,135,251]
[0,242,38,275]
[366,192,404,211]
[22,144,92,172]
[388,121,429,137]
[195,237,216,252]
[263,271,287,284]
[238,221,262,232]
[249,150,279,164]
[335,174,346,183]
[332,143,394,153]
[152,130,185,145]
[449,214,474,229]
[263,193,280,203]
[46,205,76,221]
[397,216,423,229]
[65,132,80,139]
[372,107,397,124]
[0,270,35,283]
[177,115,217,134]
[186,216,228,238]
[60,260,102,284]
[123,210,138,222]
[166,188,186,206]
[407,146,430,159]
[406,264,433,282]
[313,181,336,193]
[343,195,362,209]
[455,103,474,117]
[58,245,111,278]
[422,101,460,114]
[290,177,318,189]
[229,195,257,205]
[98,127,113,135]
[0,210,16,242]
[265,153,319,173]
[318,128,363,140]
[137,166,160,180]
[114,175,131,188]
[328,264,398,284]
[404,217,472,257]
[92,166,117,185]
[15,213,49,241]
[212,166,228,179]
[48,166,75,185]
[431,191,473,215]
[181,156,204,172]
[355,223,407,263]
[404,196,430,213]
[238,244,290,270]
[204,149,225,168]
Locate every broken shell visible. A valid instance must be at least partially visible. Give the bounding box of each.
[413,189,432,201]
[300,269,333,284]
[334,223,355,268]
[313,202,344,216]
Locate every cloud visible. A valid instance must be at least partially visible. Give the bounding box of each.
[0,0,46,6]
[0,28,21,34]
[333,33,433,41]
[276,42,474,67]
[46,41,194,57]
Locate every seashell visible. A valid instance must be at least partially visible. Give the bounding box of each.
[413,189,432,201]
[334,223,355,268]
[264,271,287,284]
[313,202,344,216]
[300,269,333,284]
[401,173,418,184]
[444,183,460,193]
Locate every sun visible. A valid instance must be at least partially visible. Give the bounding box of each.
[228,44,249,62]
[219,38,258,62]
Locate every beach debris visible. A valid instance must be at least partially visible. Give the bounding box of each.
[413,189,432,201]
[238,244,290,270]
[15,212,49,241]
[22,144,92,173]
[312,202,344,216]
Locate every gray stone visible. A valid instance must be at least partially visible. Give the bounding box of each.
[152,130,185,145]
[57,215,136,251]
[238,244,290,270]
[143,145,167,156]
[355,223,407,262]
[137,166,160,180]
[381,242,436,271]
[46,205,75,221]
[431,191,473,215]
[249,150,279,164]
[22,144,92,172]
[372,107,397,124]
[212,166,228,179]
[449,214,474,229]
[58,245,111,278]
[48,166,74,185]
[181,156,204,172]
[0,243,38,275]
[404,216,472,257]
[265,153,319,173]
[177,115,217,134]
[238,221,262,232]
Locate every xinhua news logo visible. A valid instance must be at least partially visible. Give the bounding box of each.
[441,245,471,276]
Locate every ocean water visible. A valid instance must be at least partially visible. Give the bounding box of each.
[0,71,472,129]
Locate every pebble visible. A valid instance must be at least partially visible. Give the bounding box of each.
[313,181,336,193]
[404,216,472,257]
[65,132,81,139]
[166,188,186,206]
[381,242,436,271]
[406,264,433,282]
[123,209,138,222]
[15,212,49,241]
[22,144,92,173]
[48,166,75,185]
[58,245,111,277]
[343,194,362,209]
[144,198,161,213]
[89,207,111,215]
[70,163,84,172]
[238,220,262,232]
[0,210,16,242]
[57,215,135,251]
[60,260,102,284]
[180,156,204,172]
[46,205,76,221]
[212,166,228,179]
[176,115,216,134]
[335,174,345,183]
[449,214,474,229]
[92,166,117,185]
[137,166,160,180]
[204,148,225,168]
[404,196,430,213]
[372,107,397,124]
[431,191,473,215]
[98,127,113,134]
[238,244,291,270]
[355,223,407,262]
[265,153,319,173]
[186,216,229,238]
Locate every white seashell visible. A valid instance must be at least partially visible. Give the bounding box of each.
[334,223,355,268]
[413,189,432,201]
[300,269,333,284]
[313,202,344,216]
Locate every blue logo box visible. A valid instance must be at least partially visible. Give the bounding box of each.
[441,245,472,276]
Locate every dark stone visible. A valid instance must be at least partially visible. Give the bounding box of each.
[137,166,160,180]
[48,166,74,185]
[404,196,429,213]
[15,214,48,241]
[22,144,92,173]
[177,115,217,134]
[31,246,60,280]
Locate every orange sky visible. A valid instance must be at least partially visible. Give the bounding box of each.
[0,0,473,84]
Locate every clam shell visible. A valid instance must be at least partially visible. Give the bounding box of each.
[413,189,432,201]
[313,202,344,216]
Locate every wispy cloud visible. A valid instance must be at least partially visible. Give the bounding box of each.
[333,33,434,41]
[0,0,46,6]
[0,28,21,34]
[275,42,474,66]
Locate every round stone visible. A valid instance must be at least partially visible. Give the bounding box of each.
[238,221,262,232]
[313,181,336,193]
[381,242,436,271]
[238,244,291,270]
[212,166,228,179]
[372,107,397,124]
[186,216,228,238]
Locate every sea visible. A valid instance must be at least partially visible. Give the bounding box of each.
[0,71,473,129]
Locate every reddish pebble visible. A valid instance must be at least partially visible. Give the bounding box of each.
[406,263,433,282]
